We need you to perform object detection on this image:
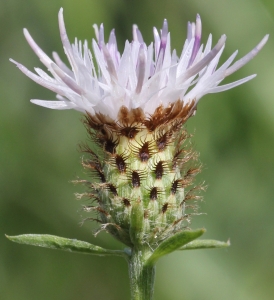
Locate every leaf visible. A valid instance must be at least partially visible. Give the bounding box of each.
[145,229,205,266]
[6,234,128,258]
[178,239,230,250]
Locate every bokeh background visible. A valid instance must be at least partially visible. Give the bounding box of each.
[1,0,274,299]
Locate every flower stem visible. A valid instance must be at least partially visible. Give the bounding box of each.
[128,248,156,300]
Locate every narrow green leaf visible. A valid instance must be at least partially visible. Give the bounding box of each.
[145,229,205,266]
[6,234,128,258]
[178,239,230,250]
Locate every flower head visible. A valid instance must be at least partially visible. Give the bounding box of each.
[10,9,268,249]
[11,8,268,120]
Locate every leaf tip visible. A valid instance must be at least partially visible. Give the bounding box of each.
[5,234,19,243]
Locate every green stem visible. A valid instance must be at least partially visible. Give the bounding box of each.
[128,248,156,300]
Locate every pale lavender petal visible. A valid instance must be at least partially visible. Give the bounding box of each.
[23,29,54,68]
[34,68,55,81]
[128,44,138,91]
[82,42,96,78]
[159,19,168,54]
[135,44,146,94]
[50,63,82,94]
[178,34,227,84]
[211,49,238,75]
[209,74,256,93]
[158,33,171,89]
[107,29,120,67]
[161,33,171,70]
[153,27,160,61]
[10,59,74,96]
[92,39,111,84]
[52,51,74,78]
[58,8,79,75]
[168,49,178,86]
[93,24,99,41]
[132,25,138,42]
[136,30,144,43]
[117,41,131,87]
[98,24,105,48]
[188,14,202,67]
[108,29,117,46]
[225,34,269,77]
[187,21,192,42]
[177,39,195,76]
[199,46,226,80]
[191,43,204,67]
[203,34,212,56]
[132,25,144,43]
[102,45,118,80]
[58,8,73,55]
[30,99,74,109]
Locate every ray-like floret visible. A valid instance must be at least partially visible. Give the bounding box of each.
[11,8,268,119]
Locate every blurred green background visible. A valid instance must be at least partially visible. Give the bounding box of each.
[1,0,274,299]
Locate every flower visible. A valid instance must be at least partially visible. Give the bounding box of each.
[11,8,268,120]
[10,9,268,249]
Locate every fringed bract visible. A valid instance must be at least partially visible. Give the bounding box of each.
[79,103,202,248]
